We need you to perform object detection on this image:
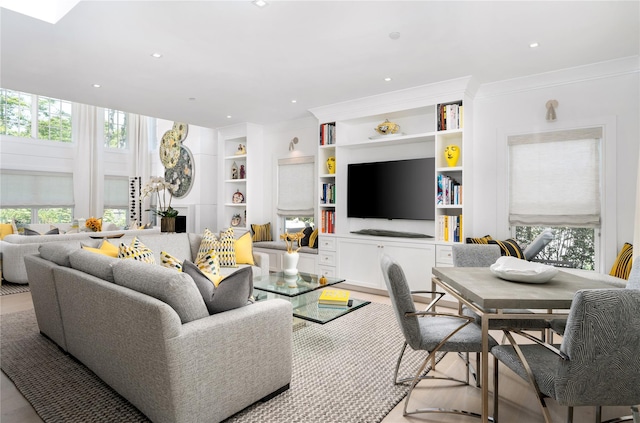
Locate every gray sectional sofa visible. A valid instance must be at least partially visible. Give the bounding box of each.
[24,232,292,423]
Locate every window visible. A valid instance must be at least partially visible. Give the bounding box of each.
[509,127,602,269]
[37,95,72,142]
[104,109,127,148]
[277,156,315,235]
[103,176,129,227]
[0,208,72,226]
[283,216,315,233]
[0,89,32,137]
[1,89,72,142]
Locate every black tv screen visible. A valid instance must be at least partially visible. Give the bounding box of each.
[347,158,435,220]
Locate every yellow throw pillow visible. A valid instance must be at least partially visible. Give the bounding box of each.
[83,240,119,257]
[203,271,224,287]
[161,251,183,272]
[251,222,272,242]
[309,228,319,249]
[0,223,14,240]
[610,243,633,279]
[466,235,493,244]
[235,231,255,265]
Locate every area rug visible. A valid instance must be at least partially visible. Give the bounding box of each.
[1,303,443,423]
[0,282,30,296]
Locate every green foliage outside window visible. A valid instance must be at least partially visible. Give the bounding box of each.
[0,208,32,224]
[103,209,127,228]
[0,89,32,137]
[515,226,595,270]
[37,96,72,142]
[104,109,127,148]
[37,208,73,224]
[0,208,72,225]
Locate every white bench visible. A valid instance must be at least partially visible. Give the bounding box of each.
[253,241,318,274]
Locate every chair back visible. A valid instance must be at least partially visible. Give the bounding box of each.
[452,244,501,267]
[627,260,640,289]
[556,288,640,406]
[380,254,422,350]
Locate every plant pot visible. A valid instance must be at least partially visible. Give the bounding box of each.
[283,252,299,276]
[161,217,176,233]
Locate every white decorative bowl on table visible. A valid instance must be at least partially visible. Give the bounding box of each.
[490,256,559,284]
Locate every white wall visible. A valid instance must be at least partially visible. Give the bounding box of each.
[474,57,639,270]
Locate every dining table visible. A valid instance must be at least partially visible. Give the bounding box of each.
[431,266,619,423]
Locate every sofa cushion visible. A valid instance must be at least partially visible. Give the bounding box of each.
[69,249,118,283]
[112,259,208,324]
[215,228,237,268]
[183,260,253,315]
[39,242,82,267]
[299,226,314,247]
[308,228,318,248]
[251,222,272,242]
[234,231,255,265]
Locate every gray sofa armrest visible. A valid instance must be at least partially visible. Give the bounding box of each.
[2,241,41,284]
[252,251,269,276]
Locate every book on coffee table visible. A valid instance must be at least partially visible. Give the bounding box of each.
[318,289,350,306]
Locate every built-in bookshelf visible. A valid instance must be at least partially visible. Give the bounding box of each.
[318,124,336,234]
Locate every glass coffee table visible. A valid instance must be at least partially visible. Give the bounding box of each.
[253,271,370,324]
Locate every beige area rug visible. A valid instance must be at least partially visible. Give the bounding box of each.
[0,282,30,296]
[1,303,444,423]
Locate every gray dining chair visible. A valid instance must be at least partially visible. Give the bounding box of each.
[452,244,551,332]
[380,254,498,419]
[492,288,640,423]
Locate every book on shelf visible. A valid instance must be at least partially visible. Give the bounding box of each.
[319,122,336,146]
[318,289,350,306]
[321,183,335,204]
[438,214,463,242]
[437,102,463,131]
[437,174,462,205]
[321,209,335,234]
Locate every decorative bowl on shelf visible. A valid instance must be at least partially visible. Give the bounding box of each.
[374,119,400,135]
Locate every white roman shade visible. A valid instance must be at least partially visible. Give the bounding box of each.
[277,156,315,216]
[508,127,602,227]
[104,176,128,208]
[0,170,74,207]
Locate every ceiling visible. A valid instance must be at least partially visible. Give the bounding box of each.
[1,1,639,129]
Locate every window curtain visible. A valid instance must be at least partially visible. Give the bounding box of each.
[0,170,73,206]
[508,127,602,227]
[72,103,103,218]
[277,156,315,216]
[635,144,640,261]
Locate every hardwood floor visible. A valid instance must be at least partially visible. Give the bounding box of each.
[1,290,633,423]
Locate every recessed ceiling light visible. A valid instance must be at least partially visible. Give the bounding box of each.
[92,84,101,88]
[151,53,163,58]
[227,115,232,119]
[389,32,401,40]
[384,77,392,82]
[252,0,268,7]
[291,99,297,104]
[530,42,539,48]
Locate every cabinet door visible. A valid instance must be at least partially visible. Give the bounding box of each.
[383,243,435,293]
[337,238,384,290]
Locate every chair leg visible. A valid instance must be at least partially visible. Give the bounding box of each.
[494,355,499,423]
[393,342,408,385]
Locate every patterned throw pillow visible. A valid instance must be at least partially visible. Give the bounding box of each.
[118,237,156,264]
[487,238,525,259]
[215,228,237,267]
[196,229,218,262]
[196,249,221,278]
[466,235,493,244]
[251,222,272,242]
[308,228,319,249]
[161,251,183,272]
[610,243,633,279]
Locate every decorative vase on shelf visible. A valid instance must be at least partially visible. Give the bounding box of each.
[283,251,299,276]
[326,156,336,174]
[161,217,176,233]
[444,144,460,167]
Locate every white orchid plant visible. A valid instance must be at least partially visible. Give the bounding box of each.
[141,176,179,218]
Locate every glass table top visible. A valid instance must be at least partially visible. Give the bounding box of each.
[253,271,370,324]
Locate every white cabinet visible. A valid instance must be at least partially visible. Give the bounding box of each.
[336,236,435,292]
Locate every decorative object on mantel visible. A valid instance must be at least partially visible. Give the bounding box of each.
[235,144,246,155]
[231,214,242,227]
[374,119,400,135]
[231,161,238,179]
[326,156,336,174]
[280,231,305,276]
[240,164,246,179]
[85,217,102,232]
[232,190,245,204]
[164,144,194,198]
[546,99,558,121]
[444,144,460,167]
[141,176,179,232]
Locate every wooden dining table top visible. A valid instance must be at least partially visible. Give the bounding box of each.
[432,266,617,310]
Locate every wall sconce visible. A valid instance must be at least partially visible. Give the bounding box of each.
[289,137,299,151]
[546,100,558,121]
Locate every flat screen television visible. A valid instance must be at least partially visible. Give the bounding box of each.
[347,157,435,220]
